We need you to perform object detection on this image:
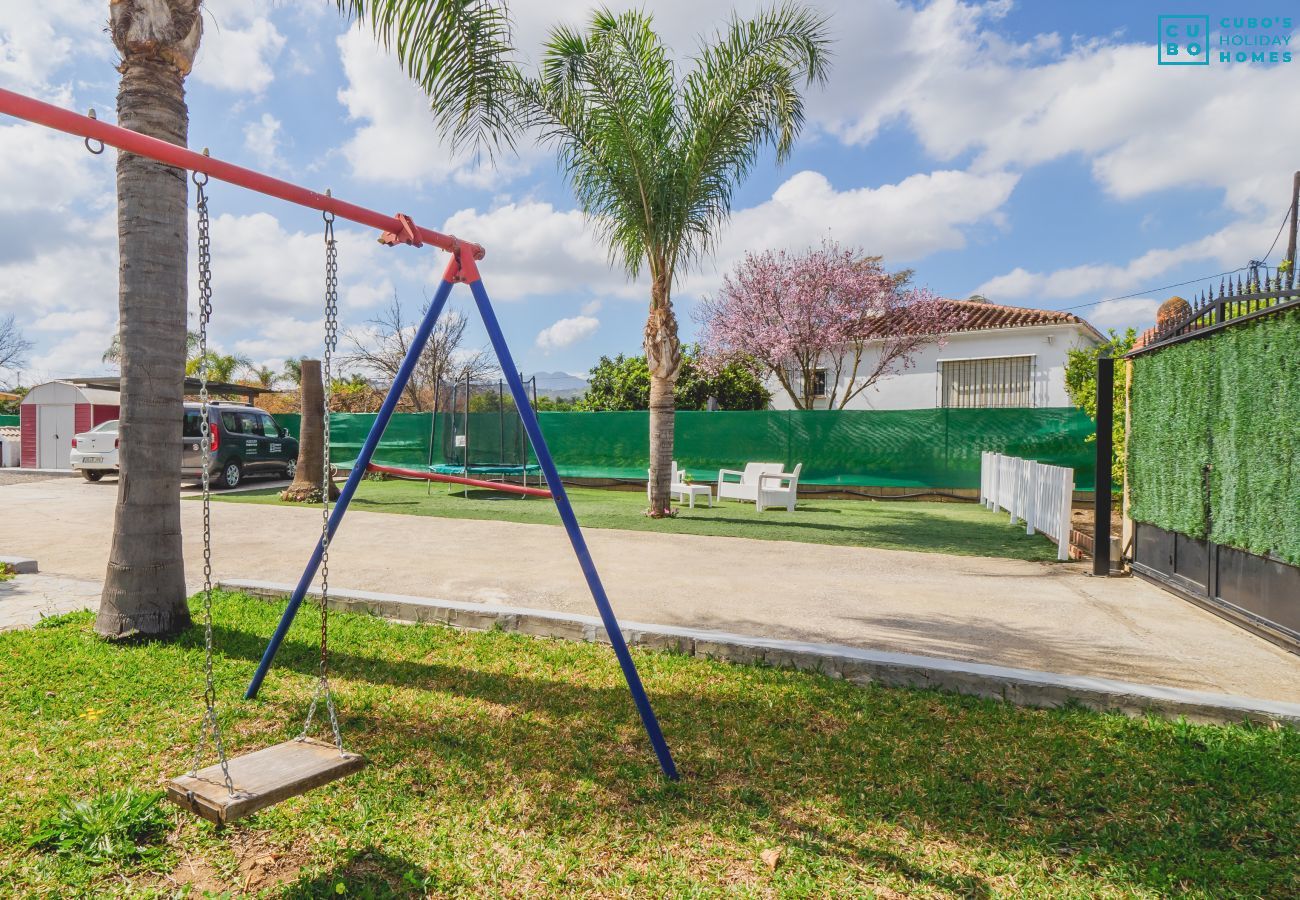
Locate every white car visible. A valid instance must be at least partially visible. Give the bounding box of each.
[70,420,119,482]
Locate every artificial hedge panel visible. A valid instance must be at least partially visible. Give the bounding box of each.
[1129,306,1300,563]
[1207,309,1300,564]
[1128,342,1213,539]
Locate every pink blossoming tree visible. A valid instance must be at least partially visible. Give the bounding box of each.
[697,243,962,409]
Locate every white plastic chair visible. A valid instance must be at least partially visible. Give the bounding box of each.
[756,463,802,512]
[716,462,783,503]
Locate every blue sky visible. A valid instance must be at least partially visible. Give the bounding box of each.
[0,0,1296,385]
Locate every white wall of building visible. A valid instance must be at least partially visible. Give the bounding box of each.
[765,324,1099,411]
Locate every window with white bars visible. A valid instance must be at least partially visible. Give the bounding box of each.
[940,356,1035,408]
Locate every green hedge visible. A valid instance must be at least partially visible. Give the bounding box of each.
[1129,307,1300,564]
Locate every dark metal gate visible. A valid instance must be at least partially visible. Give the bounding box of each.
[1132,522,1300,653]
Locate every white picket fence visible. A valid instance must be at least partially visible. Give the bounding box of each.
[980,452,1074,561]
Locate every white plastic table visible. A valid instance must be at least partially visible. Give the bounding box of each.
[674,483,713,508]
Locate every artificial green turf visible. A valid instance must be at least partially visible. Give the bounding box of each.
[211,479,1061,561]
[2,594,1296,897]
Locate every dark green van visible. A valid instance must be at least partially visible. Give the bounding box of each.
[182,402,298,489]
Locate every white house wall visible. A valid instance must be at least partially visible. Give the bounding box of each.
[765,324,1098,411]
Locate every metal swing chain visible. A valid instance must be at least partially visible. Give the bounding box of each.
[188,171,235,795]
[300,209,344,752]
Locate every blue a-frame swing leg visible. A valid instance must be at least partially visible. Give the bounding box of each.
[467,276,679,780]
[246,259,679,780]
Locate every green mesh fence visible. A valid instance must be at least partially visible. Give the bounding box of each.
[275,412,439,468]
[535,408,1096,490]
[0,414,18,427]
[275,408,1096,489]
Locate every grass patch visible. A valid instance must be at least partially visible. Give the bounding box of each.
[0,561,16,583]
[212,480,1061,561]
[1,592,1296,896]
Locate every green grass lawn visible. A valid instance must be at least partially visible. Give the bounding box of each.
[212,479,1061,561]
[2,593,1297,897]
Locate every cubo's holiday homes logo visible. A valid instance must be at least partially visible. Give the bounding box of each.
[1158,14,1294,66]
[1158,15,1209,64]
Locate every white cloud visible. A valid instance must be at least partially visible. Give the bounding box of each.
[242,112,284,170]
[712,169,1019,275]
[192,0,286,94]
[974,217,1275,303]
[0,234,117,382]
[336,27,537,190]
[0,122,107,213]
[1087,298,1160,331]
[191,211,394,328]
[440,200,632,301]
[790,2,1300,218]
[437,166,1017,305]
[0,0,109,98]
[536,315,599,352]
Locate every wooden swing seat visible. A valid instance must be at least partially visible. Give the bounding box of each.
[166,737,367,825]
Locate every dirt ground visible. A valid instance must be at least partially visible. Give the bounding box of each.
[2,476,1298,702]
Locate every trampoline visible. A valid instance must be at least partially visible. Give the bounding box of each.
[430,371,544,497]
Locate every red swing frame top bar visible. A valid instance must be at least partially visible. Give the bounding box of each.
[0,88,483,276]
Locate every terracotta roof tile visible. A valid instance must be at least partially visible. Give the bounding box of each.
[936,299,1095,334]
[865,299,1103,340]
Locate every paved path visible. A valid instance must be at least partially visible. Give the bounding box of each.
[3,476,1298,701]
[0,572,100,630]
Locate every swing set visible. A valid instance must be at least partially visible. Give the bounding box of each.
[0,88,678,824]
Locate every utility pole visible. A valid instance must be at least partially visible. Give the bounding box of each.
[1287,170,1299,290]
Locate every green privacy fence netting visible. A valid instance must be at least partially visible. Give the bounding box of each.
[272,407,1097,491]
[0,414,18,427]
[273,412,439,470]
[533,408,1096,489]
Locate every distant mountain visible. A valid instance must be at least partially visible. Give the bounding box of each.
[528,371,589,399]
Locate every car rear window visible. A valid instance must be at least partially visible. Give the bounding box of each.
[93,420,119,432]
[183,411,203,438]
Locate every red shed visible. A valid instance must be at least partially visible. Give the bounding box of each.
[20,381,121,469]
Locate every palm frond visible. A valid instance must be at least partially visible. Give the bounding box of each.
[672,3,832,272]
[515,3,830,292]
[336,0,520,157]
[523,9,685,280]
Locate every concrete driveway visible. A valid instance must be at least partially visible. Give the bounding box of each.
[2,475,1298,702]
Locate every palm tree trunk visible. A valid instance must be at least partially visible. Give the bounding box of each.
[96,55,194,638]
[281,360,338,502]
[644,280,681,514]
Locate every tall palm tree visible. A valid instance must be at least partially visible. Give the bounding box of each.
[97,1,203,638]
[101,1,515,638]
[348,5,829,511]
[515,8,830,511]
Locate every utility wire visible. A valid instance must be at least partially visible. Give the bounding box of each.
[1055,267,1248,312]
[1257,201,1293,264]
[1054,198,1294,312]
